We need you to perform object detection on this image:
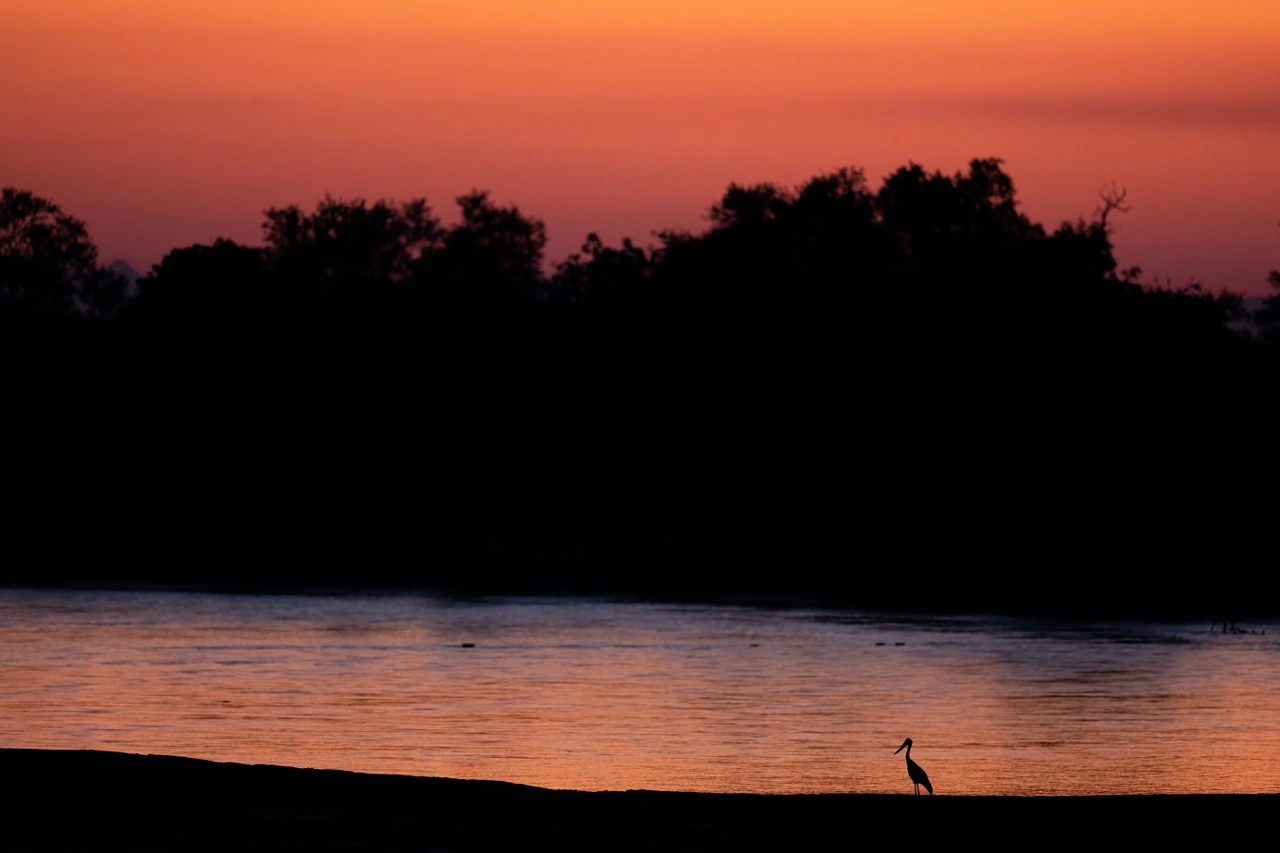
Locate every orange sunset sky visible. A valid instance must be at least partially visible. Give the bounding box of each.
[3,1,1277,291]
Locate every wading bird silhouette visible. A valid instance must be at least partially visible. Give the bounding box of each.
[893,738,933,795]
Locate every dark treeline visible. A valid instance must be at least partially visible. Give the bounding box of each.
[2,163,1277,617]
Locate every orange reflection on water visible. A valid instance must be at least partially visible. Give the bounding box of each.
[2,591,1279,794]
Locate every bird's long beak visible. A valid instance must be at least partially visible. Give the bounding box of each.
[893,742,907,755]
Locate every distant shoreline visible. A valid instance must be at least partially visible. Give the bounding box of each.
[3,749,1275,849]
[3,581,1268,623]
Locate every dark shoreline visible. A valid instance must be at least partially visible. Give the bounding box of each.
[3,750,1275,850]
[4,582,1266,623]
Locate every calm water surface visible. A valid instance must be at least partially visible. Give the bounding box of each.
[2,589,1277,795]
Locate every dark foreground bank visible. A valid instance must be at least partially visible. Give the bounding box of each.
[2,750,1276,851]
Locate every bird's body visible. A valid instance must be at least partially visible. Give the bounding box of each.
[894,738,933,795]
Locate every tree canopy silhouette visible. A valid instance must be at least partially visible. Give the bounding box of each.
[264,195,440,285]
[0,162,1273,618]
[0,187,126,320]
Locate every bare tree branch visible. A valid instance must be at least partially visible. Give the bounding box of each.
[1094,181,1131,229]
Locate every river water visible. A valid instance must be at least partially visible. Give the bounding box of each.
[1,588,1276,794]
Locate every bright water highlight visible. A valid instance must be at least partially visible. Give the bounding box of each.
[2,589,1276,794]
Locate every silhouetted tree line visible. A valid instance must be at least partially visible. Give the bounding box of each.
[1,162,1276,616]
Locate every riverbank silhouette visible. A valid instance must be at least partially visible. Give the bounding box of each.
[2,750,1276,850]
[3,162,1278,618]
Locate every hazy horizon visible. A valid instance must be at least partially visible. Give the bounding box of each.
[3,1,1278,291]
